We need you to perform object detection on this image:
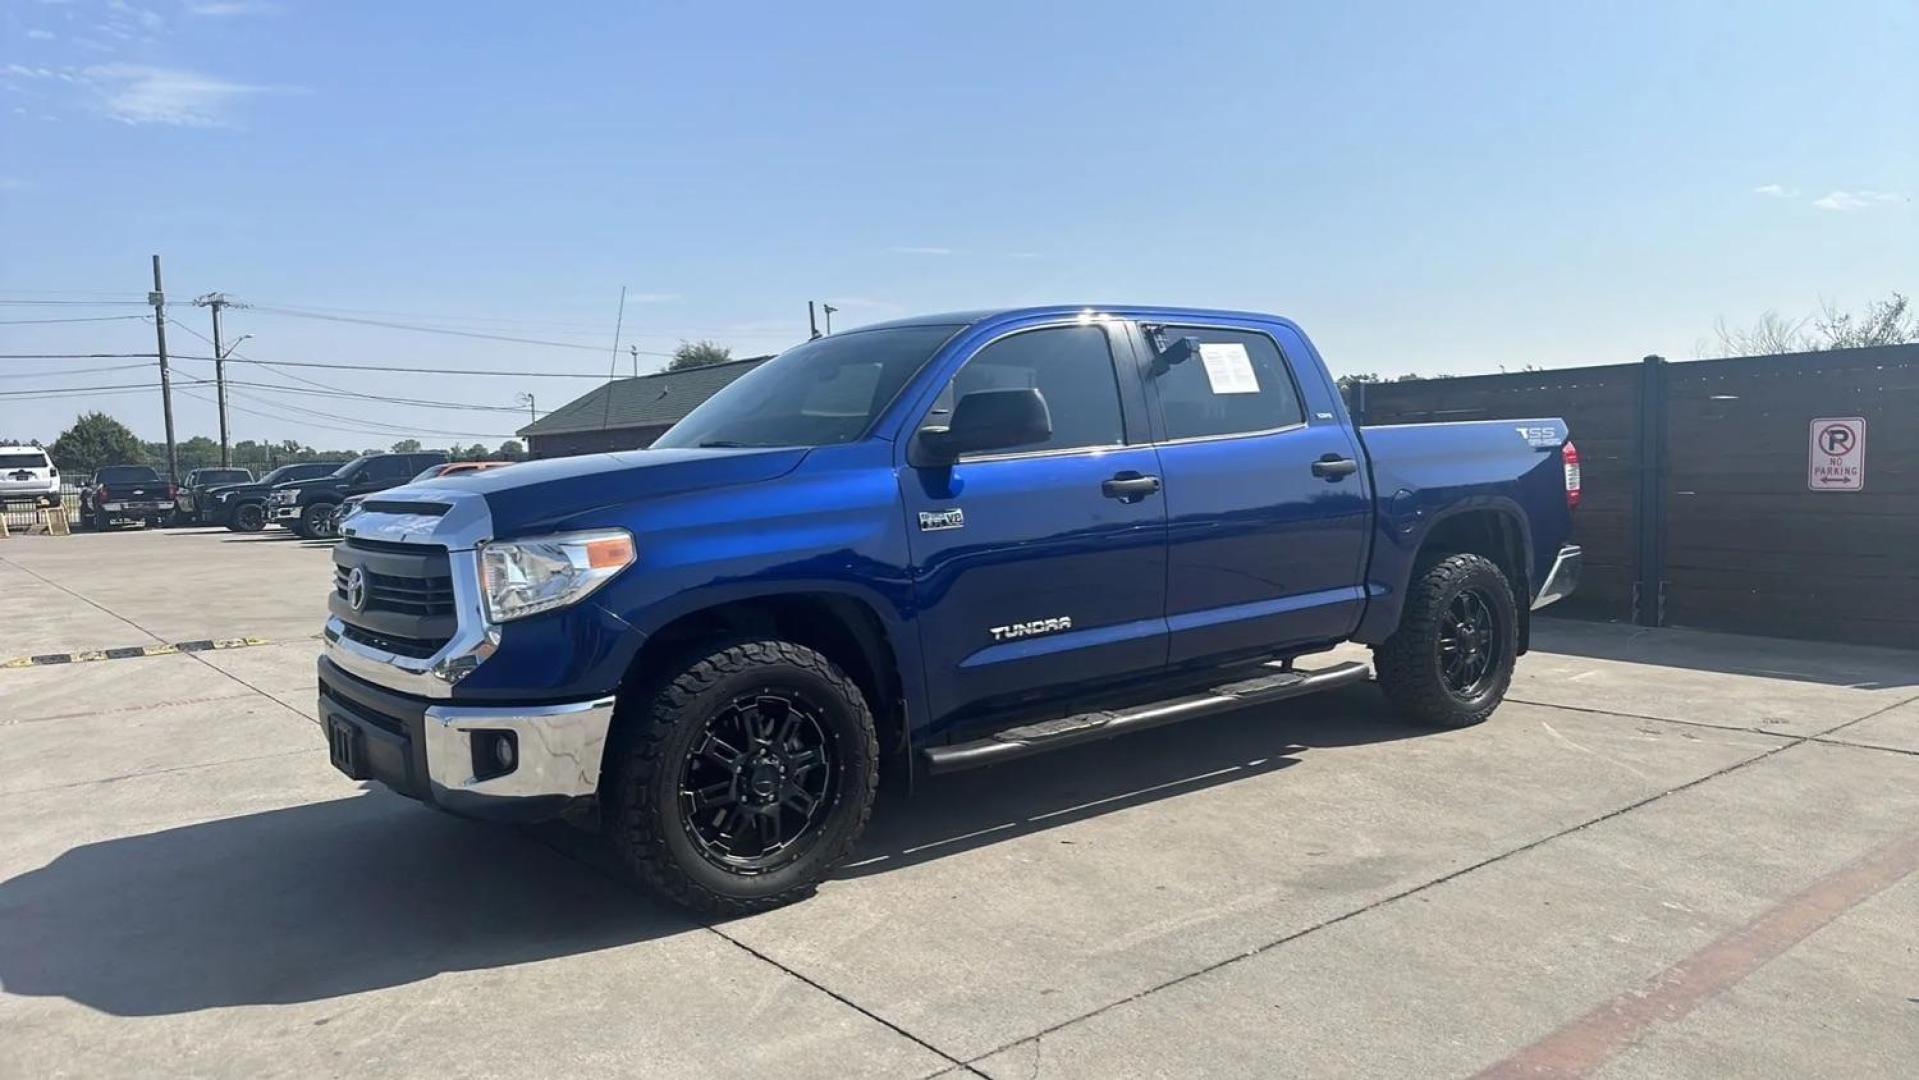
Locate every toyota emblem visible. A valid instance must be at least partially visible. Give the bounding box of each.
[344,566,368,612]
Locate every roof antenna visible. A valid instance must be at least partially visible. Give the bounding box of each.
[599,285,628,433]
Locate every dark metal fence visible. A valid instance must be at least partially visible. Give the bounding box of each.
[1355,344,1919,650]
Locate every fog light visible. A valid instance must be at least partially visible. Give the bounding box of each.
[470,730,519,781]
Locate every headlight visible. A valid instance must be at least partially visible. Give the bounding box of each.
[479,528,635,623]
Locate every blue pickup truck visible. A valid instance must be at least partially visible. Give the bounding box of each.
[317,306,1581,912]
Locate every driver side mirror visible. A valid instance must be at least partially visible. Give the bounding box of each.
[913,387,1052,466]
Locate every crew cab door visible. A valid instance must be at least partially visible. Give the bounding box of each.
[900,322,1167,727]
[1134,321,1372,666]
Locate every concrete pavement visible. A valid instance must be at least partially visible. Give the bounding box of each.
[2,526,1914,1078]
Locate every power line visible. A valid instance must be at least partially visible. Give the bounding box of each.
[0,381,157,398]
[223,379,526,413]
[0,299,150,307]
[246,304,674,356]
[0,314,152,326]
[211,385,517,440]
[0,362,154,380]
[166,316,526,415]
[168,352,615,378]
[0,352,159,359]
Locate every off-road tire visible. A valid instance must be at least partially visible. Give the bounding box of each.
[605,639,880,915]
[1373,553,1518,728]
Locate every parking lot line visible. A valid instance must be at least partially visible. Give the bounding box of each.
[3,637,276,669]
[1476,827,1919,1079]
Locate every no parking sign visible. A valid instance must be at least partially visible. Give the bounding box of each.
[1808,417,1865,491]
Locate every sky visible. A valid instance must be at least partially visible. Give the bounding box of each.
[2,0,1914,450]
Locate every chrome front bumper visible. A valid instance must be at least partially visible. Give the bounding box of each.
[1532,544,1582,610]
[318,489,617,819]
[423,695,618,808]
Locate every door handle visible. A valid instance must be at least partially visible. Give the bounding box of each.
[1311,455,1359,481]
[1101,472,1162,502]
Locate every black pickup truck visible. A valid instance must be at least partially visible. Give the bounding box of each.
[270,451,448,538]
[81,465,175,530]
[174,467,254,525]
[209,461,349,532]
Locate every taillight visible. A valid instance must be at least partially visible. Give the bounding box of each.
[1562,440,1582,511]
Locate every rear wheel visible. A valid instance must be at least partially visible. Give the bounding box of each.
[605,640,879,914]
[1373,553,1517,728]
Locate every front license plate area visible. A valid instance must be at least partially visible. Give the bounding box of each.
[327,718,368,779]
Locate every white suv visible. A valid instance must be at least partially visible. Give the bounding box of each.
[0,446,61,508]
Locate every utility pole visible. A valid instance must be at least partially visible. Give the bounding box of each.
[822,303,838,335]
[192,292,243,466]
[808,301,820,340]
[629,344,639,378]
[148,255,178,484]
[516,391,536,427]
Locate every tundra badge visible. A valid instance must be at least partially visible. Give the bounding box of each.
[989,616,1072,642]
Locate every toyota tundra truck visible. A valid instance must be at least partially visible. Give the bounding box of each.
[317,306,1582,913]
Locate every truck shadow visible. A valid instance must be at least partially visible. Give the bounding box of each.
[0,789,700,1018]
[0,685,1426,1018]
[842,683,1426,878]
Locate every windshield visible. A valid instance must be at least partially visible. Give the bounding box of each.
[97,466,160,484]
[410,464,448,483]
[332,456,372,479]
[652,325,962,450]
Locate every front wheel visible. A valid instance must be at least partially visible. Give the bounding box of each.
[298,502,339,540]
[1373,553,1518,728]
[605,640,880,915]
[229,502,266,532]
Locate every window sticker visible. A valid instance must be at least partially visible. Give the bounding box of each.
[1198,342,1260,395]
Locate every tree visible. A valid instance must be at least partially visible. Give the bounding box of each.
[498,439,525,460]
[390,439,423,454]
[1711,292,1917,357]
[49,412,145,475]
[669,339,733,371]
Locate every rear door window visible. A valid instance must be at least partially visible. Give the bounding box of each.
[1147,326,1306,441]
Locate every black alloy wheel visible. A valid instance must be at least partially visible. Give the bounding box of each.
[232,502,266,532]
[1438,587,1504,699]
[677,690,838,871]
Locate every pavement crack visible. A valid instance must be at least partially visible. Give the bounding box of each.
[958,686,1919,1070]
[707,927,988,1077]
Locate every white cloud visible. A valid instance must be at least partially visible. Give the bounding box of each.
[106,1,165,32]
[1007,251,1042,260]
[889,245,953,256]
[26,29,56,40]
[1811,189,1905,212]
[1752,184,1797,198]
[187,1,280,14]
[82,64,279,126]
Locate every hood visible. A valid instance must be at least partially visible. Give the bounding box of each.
[273,475,343,492]
[396,446,808,536]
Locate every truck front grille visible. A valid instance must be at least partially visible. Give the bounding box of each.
[331,536,459,657]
